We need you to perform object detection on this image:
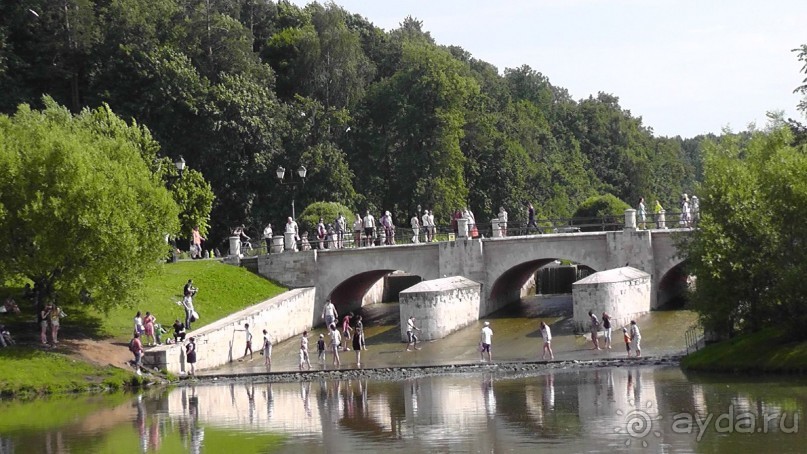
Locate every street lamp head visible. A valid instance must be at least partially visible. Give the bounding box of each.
[276,166,286,180]
[297,165,307,179]
[174,156,186,177]
[417,204,422,213]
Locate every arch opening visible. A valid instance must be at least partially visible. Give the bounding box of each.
[657,261,690,308]
[328,270,423,314]
[490,259,598,308]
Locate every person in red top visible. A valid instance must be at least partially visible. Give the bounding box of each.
[341,313,353,351]
[191,226,205,259]
[130,333,144,375]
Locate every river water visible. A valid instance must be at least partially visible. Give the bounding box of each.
[3,296,806,453]
[2,366,806,453]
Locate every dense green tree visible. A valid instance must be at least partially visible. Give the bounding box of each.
[571,194,630,231]
[0,99,179,309]
[684,127,807,339]
[352,41,478,221]
[298,201,354,235]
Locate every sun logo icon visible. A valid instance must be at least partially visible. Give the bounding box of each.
[614,401,663,447]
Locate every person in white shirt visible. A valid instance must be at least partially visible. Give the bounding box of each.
[410,214,420,243]
[352,213,363,248]
[480,321,493,362]
[321,300,338,328]
[285,217,299,251]
[422,210,431,242]
[629,320,642,357]
[498,207,508,236]
[405,316,421,351]
[362,211,375,247]
[335,213,346,248]
[540,321,554,360]
[262,223,273,252]
[427,210,436,241]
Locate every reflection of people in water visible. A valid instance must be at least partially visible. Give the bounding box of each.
[246,384,256,424]
[188,391,203,454]
[301,381,312,417]
[133,394,147,453]
[264,383,274,419]
[543,373,555,411]
[482,374,496,417]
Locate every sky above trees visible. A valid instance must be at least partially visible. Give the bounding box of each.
[293,0,807,138]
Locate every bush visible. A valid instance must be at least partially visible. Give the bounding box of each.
[298,201,354,234]
[572,194,630,231]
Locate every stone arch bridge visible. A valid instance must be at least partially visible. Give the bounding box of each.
[253,222,690,327]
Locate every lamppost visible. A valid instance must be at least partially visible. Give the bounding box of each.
[276,165,307,219]
[166,156,186,187]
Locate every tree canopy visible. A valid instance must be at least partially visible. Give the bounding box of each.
[0,0,710,242]
[0,98,180,309]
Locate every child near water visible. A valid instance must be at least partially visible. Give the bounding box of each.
[317,334,326,362]
[623,327,631,356]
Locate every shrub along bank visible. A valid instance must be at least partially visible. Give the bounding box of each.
[681,328,807,374]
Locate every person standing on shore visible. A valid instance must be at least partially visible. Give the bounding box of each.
[588,310,601,350]
[130,332,143,375]
[353,325,363,366]
[480,321,493,362]
[404,316,421,351]
[262,329,272,366]
[241,323,253,361]
[321,300,338,330]
[601,312,612,349]
[329,323,341,367]
[341,313,353,351]
[629,320,642,357]
[623,327,632,357]
[317,334,326,363]
[540,321,553,360]
[299,331,311,370]
[186,337,197,377]
[355,315,367,350]
[38,303,51,345]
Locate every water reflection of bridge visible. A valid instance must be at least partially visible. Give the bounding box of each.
[161,368,695,451]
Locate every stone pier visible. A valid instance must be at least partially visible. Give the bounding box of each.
[399,276,481,341]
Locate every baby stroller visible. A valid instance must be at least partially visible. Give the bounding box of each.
[0,324,13,347]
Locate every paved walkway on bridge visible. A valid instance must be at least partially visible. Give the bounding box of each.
[196,295,698,377]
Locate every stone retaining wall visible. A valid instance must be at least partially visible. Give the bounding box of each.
[143,288,315,374]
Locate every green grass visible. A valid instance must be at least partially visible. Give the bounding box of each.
[70,260,286,341]
[0,348,136,397]
[0,260,286,396]
[681,328,807,373]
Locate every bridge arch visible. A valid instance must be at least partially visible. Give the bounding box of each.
[489,258,600,305]
[657,259,689,307]
[327,269,424,314]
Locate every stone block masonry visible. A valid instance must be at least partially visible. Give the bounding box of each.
[399,276,481,341]
[143,288,315,374]
[572,267,651,332]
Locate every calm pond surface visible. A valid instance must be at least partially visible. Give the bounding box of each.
[2,366,806,453]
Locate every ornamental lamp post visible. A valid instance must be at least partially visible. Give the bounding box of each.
[277,165,307,219]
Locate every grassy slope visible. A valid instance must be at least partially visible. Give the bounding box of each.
[681,328,807,373]
[75,260,286,341]
[0,260,286,396]
[0,349,136,397]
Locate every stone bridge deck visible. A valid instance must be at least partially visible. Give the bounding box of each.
[253,224,689,327]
